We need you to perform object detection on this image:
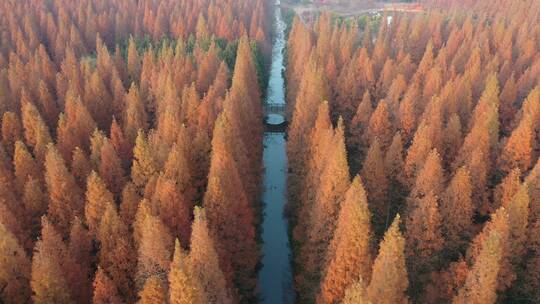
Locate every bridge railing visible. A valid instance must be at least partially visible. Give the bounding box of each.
[263,103,287,115]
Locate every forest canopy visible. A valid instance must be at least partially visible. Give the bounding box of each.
[0,0,539,303]
[285,0,540,303]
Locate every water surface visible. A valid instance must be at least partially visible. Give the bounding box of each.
[258,2,294,303]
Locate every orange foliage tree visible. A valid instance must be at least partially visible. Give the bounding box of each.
[319,176,373,304]
[367,215,409,304]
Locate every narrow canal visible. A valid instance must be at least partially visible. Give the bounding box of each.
[258,1,294,303]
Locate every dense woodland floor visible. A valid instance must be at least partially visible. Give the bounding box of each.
[0,0,539,303]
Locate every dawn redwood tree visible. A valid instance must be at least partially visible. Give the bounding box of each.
[335,48,374,119]
[21,98,52,164]
[412,40,434,84]
[0,198,27,251]
[294,101,333,245]
[196,42,221,94]
[191,129,212,202]
[135,212,174,288]
[151,176,191,246]
[188,207,232,304]
[22,178,47,238]
[384,132,407,223]
[57,92,96,161]
[504,184,529,274]
[203,114,258,299]
[97,203,136,301]
[169,240,206,304]
[218,107,260,205]
[95,36,115,86]
[455,74,500,173]
[440,167,474,252]
[466,146,492,214]
[385,132,406,189]
[367,215,409,304]
[442,114,463,166]
[127,37,141,84]
[111,61,126,117]
[499,74,518,133]
[120,182,141,226]
[424,258,469,303]
[133,199,152,249]
[89,130,107,168]
[349,91,373,159]
[419,98,444,155]
[31,217,74,303]
[152,3,169,40]
[514,88,540,134]
[1,111,22,156]
[156,80,182,147]
[98,139,126,196]
[360,138,389,225]
[303,118,350,294]
[110,117,131,166]
[72,147,92,187]
[198,88,223,138]
[85,171,115,235]
[314,13,333,67]
[454,208,510,304]
[406,190,444,288]
[499,116,535,174]
[92,267,123,304]
[526,158,540,225]
[494,169,521,211]
[319,176,373,304]
[286,17,314,106]
[13,140,40,193]
[366,100,394,150]
[288,55,329,201]
[59,48,84,97]
[404,122,434,185]
[408,149,445,207]
[342,277,371,304]
[468,205,513,291]
[44,144,84,235]
[124,85,148,144]
[84,69,112,131]
[521,216,540,302]
[131,130,158,192]
[137,276,167,304]
[398,84,420,143]
[376,59,397,101]
[162,134,195,205]
[0,222,31,304]
[68,218,93,304]
[225,36,262,155]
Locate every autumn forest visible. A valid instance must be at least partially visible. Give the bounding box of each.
[0,0,539,303]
